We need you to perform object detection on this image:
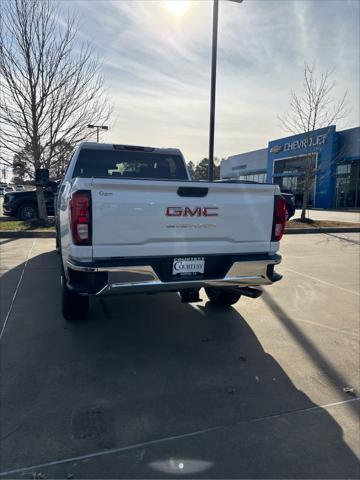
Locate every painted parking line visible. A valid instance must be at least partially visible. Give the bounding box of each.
[0,397,358,478]
[0,239,36,341]
[283,267,360,296]
[291,317,359,339]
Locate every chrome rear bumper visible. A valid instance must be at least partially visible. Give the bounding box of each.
[66,254,282,296]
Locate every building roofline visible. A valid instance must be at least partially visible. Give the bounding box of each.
[337,126,360,135]
[226,147,267,160]
[269,125,336,145]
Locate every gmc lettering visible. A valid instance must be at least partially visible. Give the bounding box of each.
[166,206,218,217]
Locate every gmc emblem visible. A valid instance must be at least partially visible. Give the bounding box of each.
[165,206,218,217]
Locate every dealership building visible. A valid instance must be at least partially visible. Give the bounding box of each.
[221,125,360,209]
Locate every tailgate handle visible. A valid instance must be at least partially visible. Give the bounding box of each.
[177,187,208,197]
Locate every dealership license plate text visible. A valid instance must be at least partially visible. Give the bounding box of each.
[172,257,205,276]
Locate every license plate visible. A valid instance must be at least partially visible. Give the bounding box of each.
[172,257,205,276]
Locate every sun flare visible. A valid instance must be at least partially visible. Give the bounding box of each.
[164,0,189,17]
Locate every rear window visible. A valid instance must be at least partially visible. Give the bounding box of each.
[73,149,188,180]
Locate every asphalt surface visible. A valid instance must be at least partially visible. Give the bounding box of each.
[0,234,359,478]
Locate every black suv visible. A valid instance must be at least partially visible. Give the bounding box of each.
[2,182,59,220]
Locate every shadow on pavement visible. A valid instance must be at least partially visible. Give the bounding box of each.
[0,251,359,478]
[0,238,19,246]
[261,290,359,415]
[323,232,360,245]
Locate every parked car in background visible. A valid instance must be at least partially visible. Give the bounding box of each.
[291,192,313,209]
[16,185,25,191]
[1,186,15,195]
[280,191,296,220]
[2,182,59,220]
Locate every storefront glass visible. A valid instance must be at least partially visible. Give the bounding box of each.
[335,162,360,208]
[272,155,317,207]
[273,175,313,207]
[274,157,314,174]
[238,172,267,183]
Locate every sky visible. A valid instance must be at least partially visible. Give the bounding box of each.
[60,0,359,164]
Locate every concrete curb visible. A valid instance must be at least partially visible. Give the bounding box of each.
[0,231,56,238]
[1,227,359,239]
[285,227,360,235]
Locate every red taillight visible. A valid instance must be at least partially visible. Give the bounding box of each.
[272,196,286,241]
[69,190,92,245]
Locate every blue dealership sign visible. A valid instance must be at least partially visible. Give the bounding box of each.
[267,126,337,208]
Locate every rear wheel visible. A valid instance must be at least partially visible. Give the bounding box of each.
[205,288,241,307]
[61,268,89,321]
[18,203,38,221]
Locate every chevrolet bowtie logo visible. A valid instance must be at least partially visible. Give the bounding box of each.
[270,145,283,154]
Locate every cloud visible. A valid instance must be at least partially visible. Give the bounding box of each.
[63,0,359,162]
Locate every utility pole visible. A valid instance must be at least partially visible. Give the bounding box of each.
[88,124,109,142]
[208,0,219,182]
[208,0,243,181]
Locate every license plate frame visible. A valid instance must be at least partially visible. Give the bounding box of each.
[172,257,205,276]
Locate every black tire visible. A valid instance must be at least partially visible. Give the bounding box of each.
[18,203,38,221]
[61,270,89,321]
[55,227,60,253]
[205,288,241,307]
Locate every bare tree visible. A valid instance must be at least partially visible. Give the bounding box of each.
[0,0,111,221]
[12,144,34,182]
[279,63,348,221]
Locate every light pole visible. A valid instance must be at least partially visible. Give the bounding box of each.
[208,0,219,182]
[87,124,109,143]
[208,0,243,181]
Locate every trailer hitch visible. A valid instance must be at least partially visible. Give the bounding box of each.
[179,289,201,303]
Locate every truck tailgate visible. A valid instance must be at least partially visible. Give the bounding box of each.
[90,179,276,259]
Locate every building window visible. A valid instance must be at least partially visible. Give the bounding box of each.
[335,162,360,208]
[238,172,266,182]
[274,176,308,207]
[273,154,317,207]
[274,155,316,175]
[336,164,351,176]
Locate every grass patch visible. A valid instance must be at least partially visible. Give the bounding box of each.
[0,218,55,231]
[287,218,360,228]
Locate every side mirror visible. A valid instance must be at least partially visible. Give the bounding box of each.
[35,168,49,187]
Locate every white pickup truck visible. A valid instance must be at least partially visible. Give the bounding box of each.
[57,142,286,321]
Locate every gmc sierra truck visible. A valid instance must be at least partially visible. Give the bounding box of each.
[57,142,285,321]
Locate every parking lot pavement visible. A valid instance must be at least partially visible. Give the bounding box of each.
[0,234,359,478]
[295,208,360,223]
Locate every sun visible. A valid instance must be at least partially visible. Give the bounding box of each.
[164,0,189,16]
